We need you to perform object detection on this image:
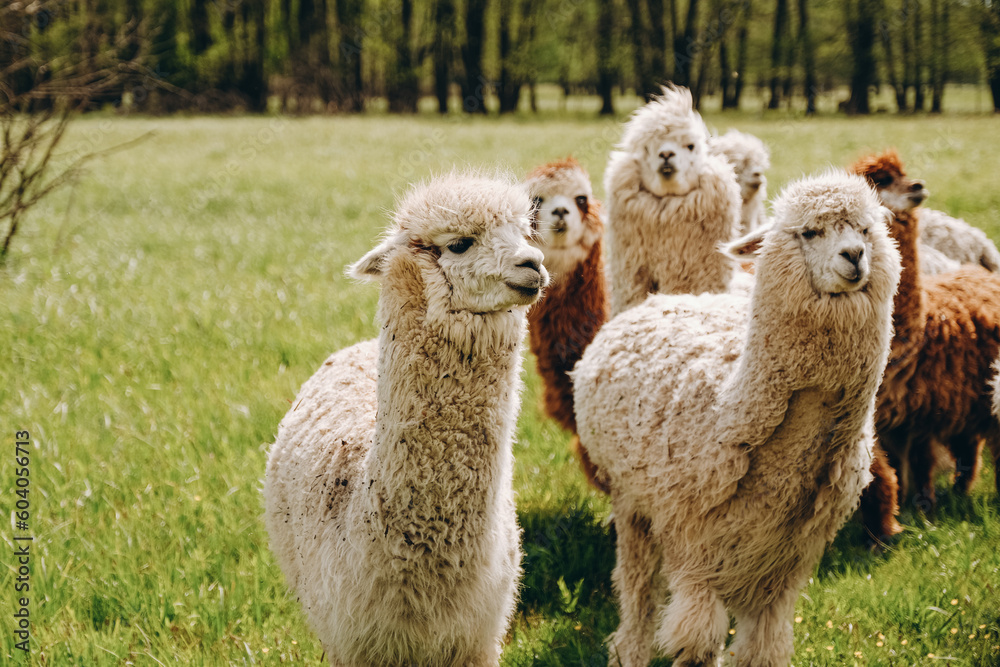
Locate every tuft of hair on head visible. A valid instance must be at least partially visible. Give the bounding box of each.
[618,84,705,153]
[849,149,905,188]
[764,168,885,247]
[346,168,532,282]
[524,156,587,183]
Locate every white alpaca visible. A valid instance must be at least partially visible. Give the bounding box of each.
[604,85,742,316]
[263,173,548,667]
[919,208,1000,274]
[572,172,901,667]
[710,129,771,234]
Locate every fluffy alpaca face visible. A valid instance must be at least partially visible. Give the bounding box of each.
[851,150,928,214]
[350,174,549,313]
[619,86,710,197]
[637,133,707,196]
[710,130,770,204]
[732,172,892,296]
[524,158,601,281]
[794,215,874,294]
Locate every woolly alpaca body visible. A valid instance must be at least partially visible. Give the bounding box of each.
[853,151,1000,510]
[264,174,546,666]
[919,207,1000,274]
[604,86,742,316]
[710,129,771,233]
[573,173,900,666]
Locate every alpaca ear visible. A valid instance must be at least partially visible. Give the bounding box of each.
[877,205,894,225]
[723,226,768,260]
[347,234,405,282]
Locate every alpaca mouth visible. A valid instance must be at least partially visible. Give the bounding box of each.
[506,281,541,298]
[909,191,928,205]
[552,221,568,234]
[659,164,676,178]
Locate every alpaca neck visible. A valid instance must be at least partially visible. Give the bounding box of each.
[364,277,524,544]
[528,240,608,433]
[887,210,927,371]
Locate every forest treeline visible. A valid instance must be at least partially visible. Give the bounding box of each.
[4,0,1000,115]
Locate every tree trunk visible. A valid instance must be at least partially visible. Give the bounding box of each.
[648,0,667,89]
[388,0,419,113]
[798,0,816,113]
[674,0,700,87]
[627,0,653,98]
[433,0,456,114]
[768,0,789,109]
[880,16,907,112]
[597,0,616,115]
[335,0,365,111]
[845,0,877,114]
[930,0,949,113]
[190,0,212,55]
[913,0,925,111]
[461,0,489,113]
[731,1,750,108]
[719,38,732,108]
[985,2,1000,112]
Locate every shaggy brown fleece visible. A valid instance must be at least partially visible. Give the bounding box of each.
[853,150,1000,519]
[525,158,611,492]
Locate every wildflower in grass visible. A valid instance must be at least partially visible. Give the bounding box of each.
[952,628,959,634]
[929,653,936,658]
[901,639,908,645]
[826,646,834,651]
[951,599,959,605]
[876,641,883,647]
[795,616,803,623]
[854,651,863,658]
[826,620,834,628]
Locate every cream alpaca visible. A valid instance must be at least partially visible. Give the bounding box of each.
[604,85,742,316]
[710,129,771,233]
[573,172,900,667]
[264,173,548,667]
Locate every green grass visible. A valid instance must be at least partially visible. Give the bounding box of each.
[2,111,1000,666]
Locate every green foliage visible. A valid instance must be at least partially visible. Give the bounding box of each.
[1,113,1000,665]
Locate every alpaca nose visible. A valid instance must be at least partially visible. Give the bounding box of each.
[840,247,864,267]
[659,151,675,162]
[910,180,924,192]
[516,257,541,273]
[552,207,569,219]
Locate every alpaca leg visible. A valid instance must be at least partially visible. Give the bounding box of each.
[951,431,985,495]
[654,578,728,667]
[728,586,797,667]
[909,433,938,512]
[607,510,661,667]
[858,443,901,546]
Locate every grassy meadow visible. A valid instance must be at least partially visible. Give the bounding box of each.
[3,108,1000,666]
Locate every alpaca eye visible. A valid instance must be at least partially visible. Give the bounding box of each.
[687,144,695,151]
[862,228,870,236]
[801,229,821,240]
[575,195,588,211]
[532,196,543,212]
[447,237,474,254]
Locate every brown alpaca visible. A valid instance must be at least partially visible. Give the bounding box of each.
[853,150,1000,521]
[524,158,610,492]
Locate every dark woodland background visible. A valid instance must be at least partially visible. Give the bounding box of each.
[3,0,1000,117]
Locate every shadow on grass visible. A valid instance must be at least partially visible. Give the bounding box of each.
[517,500,616,612]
